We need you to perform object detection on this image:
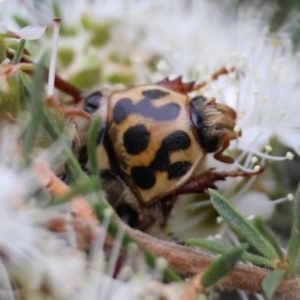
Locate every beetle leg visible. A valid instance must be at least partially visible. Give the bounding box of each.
[176,166,265,195]
[157,76,196,94]
[192,67,231,91]
[157,67,233,95]
[213,139,235,164]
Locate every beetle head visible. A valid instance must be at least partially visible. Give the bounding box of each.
[190,96,241,158]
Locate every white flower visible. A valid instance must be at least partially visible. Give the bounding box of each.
[0,22,45,40]
[125,1,300,156]
[232,191,275,220]
[0,167,86,298]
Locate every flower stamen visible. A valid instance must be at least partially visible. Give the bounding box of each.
[272,194,294,205]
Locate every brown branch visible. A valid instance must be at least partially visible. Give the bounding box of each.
[180,272,204,300]
[35,163,300,300]
[45,214,300,300]
[34,162,95,218]
[130,229,300,300]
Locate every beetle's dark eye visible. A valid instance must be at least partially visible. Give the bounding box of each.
[202,136,220,153]
[116,203,139,228]
[190,97,221,153]
[84,91,103,114]
[191,95,206,103]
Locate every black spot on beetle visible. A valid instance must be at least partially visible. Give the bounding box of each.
[116,203,139,228]
[191,95,206,103]
[113,89,180,124]
[150,131,190,171]
[161,130,191,152]
[131,166,156,189]
[151,130,191,171]
[168,161,191,179]
[142,89,169,100]
[135,101,180,121]
[150,147,170,171]
[113,98,134,124]
[131,131,192,190]
[123,124,151,155]
[84,91,103,114]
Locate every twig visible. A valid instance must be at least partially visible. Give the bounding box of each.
[130,228,300,299]
[180,272,204,300]
[34,162,94,218]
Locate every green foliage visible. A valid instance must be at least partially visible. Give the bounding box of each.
[69,68,101,89]
[201,244,247,287]
[11,39,26,65]
[209,189,278,261]
[287,183,300,276]
[80,16,117,47]
[106,73,135,85]
[0,76,21,118]
[253,217,284,263]
[52,0,61,18]
[187,237,273,267]
[22,57,45,160]
[57,48,75,67]
[109,52,132,66]
[262,269,285,300]
[87,117,101,177]
[0,35,6,62]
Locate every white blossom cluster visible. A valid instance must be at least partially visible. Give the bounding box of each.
[0,0,300,299]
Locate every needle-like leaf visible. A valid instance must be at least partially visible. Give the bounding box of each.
[209,189,278,260]
[201,244,247,287]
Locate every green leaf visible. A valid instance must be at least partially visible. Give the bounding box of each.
[287,183,300,274]
[87,117,101,177]
[253,217,284,263]
[0,35,6,62]
[11,39,26,65]
[209,189,278,260]
[201,244,247,287]
[187,237,273,267]
[22,57,45,160]
[262,269,285,300]
[40,108,86,182]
